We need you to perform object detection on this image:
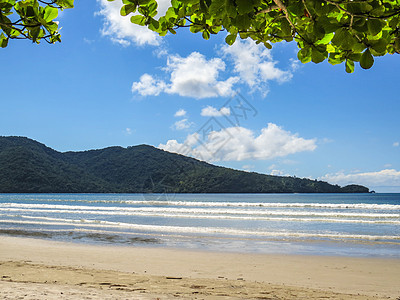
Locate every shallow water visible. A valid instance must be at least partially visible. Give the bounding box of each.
[1,193,399,257]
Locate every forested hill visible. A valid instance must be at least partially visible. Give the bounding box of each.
[0,136,369,193]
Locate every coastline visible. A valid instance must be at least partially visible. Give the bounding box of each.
[1,236,399,299]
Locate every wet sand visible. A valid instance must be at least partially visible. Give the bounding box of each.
[0,236,399,299]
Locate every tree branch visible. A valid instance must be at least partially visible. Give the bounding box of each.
[256,5,279,15]
[302,0,313,20]
[272,0,296,33]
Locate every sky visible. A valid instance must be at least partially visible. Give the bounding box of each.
[1,0,399,192]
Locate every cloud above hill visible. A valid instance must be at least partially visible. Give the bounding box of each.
[159,123,317,162]
[321,169,400,190]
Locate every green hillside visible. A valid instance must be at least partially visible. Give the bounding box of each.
[0,136,369,193]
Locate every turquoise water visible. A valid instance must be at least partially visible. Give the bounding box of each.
[0,193,399,257]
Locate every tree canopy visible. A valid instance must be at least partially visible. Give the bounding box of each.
[0,0,73,47]
[1,0,399,73]
[116,0,400,73]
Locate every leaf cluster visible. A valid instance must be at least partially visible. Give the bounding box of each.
[0,0,74,47]
[112,0,400,72]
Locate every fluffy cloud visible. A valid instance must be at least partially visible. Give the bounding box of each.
[97,0,170,46]
[201,106,230,117]
[174,109,187,117]
[159,123,317,162]
[131,52,239,99]
[393,142,399,147]
[221,40,293,94]
[131,74,167,96]
[320,169,400,189]
[164,52,239,98]
[173,119,192,130]
[131,39,295,99]
[269,169,288,176]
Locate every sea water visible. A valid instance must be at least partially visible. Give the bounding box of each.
[0,193,399,257]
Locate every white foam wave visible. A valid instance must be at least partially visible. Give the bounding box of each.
[0,204,398,219]
[107,200,400,210]
[1,210,399,225]
[2,201,399,210]
[1,217,399,241]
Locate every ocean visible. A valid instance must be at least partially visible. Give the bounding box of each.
[0,193,399,257]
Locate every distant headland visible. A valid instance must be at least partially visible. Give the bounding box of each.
[0,136,369,193]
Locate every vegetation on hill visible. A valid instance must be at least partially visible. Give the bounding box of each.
[0,136,369,193]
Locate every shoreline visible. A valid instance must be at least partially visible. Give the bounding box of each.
[1,236,399,299]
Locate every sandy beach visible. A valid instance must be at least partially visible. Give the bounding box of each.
[0,236,399,299]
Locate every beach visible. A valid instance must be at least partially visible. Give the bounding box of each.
[1,236,399,299]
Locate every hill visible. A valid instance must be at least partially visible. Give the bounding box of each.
[0,136,369,193]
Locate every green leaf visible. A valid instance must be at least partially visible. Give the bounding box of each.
[148,18,159,31]
[180,0,198,4]
[315,32,334,45]
[345,59,354,73]
[328,53,344,65]
[367,19,384,36]
[317,16,340,33]
[394,38,400,52]
[209,0,225,16]
[120,4,137,16]
[225,33,236,45]
[331,28,358,50]
[44,6,58,22]
[56,0,74,9]
[297,47,311,64]
[234,14,250,30]
[202,30,210,40]
[131,15,146,25]
[280,19,291,36]
[0,33,8,48]
[348,53,361,61]
[236,0,253,14]
[360,49,374,69]
[263,42,272,49]
[369,38,387,54]
[311,47,326,63]
[30,26,41,42]
[225,0,236,17]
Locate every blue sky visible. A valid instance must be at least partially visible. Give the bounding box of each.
[1,0,399,192]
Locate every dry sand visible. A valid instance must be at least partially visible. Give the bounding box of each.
[0,236,399,299]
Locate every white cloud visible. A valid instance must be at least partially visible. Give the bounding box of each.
[320,169,400,189]
[131,52,240,99]
[393,142,399,147]
[130,40,296,99]
[201,106,230,117]
[125,128,133,135]
[159,123,317,162]
[96,0,170,46]
[270,169,286,176]
[83,38,95,44]
[221,40,293,95]
[164,52,239,98]
[173,119,192,130]
[320,138,334,144]
[131,74,167,96]
[289,58,301,71]
[174,109,187,117]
